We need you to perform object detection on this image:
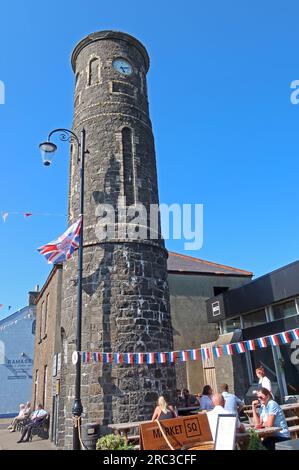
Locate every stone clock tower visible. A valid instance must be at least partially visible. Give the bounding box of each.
[58,31,176,449]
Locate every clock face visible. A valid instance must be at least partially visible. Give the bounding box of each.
[112,58,133,76]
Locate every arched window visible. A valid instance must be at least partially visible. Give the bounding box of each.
[88,57,100,86]
[122,127,135,206]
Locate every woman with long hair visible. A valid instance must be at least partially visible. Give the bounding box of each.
[252,387,290,450]
[151,396,177,421]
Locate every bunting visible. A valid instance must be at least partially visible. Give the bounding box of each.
[201,347,210,361]
[80,327,299,364]
[1,211,66,222]
[147,352,155,364]
[236,342,245,354]
[190,349,200,361]
[180,351,188,362]
[168,351,176,363]
[158,352,166,364]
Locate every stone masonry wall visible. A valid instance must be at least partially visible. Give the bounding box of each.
[58,31,176,449]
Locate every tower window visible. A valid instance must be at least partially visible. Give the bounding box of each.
[122,127,135,206]
[88,57,100,86]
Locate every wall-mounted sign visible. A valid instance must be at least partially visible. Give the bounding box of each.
[57,353,61,372]
[52,354,58,377]
[72,351,78,365]
[212,301,221,317]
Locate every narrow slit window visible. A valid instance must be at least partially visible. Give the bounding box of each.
[122,127,135,206]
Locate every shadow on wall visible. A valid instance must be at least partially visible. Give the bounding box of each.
[82,152,123,424]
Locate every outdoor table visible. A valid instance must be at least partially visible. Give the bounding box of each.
[177,406,201,416]
[236,426,281,449]
[108,420,151,443]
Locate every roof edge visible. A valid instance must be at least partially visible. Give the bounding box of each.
[168,251,253,276]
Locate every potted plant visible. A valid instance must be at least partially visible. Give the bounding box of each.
[247,429,266,450]
[96,434,134,450]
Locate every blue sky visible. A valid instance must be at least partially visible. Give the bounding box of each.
[0,0,299,315]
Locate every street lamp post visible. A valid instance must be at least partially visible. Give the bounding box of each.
[39,128,86,450]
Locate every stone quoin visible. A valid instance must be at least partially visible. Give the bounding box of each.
[57,30,176,449]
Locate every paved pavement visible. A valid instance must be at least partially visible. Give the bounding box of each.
[0,418,56,451]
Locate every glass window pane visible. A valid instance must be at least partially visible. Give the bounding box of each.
[243,309,267,328]
[272,300,297,320]
[225,317,241,332]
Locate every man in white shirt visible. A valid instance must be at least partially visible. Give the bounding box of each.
[221,384,244,414]
[207,394,245,441]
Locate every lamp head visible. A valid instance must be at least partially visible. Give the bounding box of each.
[39,141,57,166]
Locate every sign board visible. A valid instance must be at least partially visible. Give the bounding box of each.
[52,354,58,377]
[52,378,60,397]
[57,353,61,373]
[214,415,237,450]
[212,301,221,317]
[140,414,212,450]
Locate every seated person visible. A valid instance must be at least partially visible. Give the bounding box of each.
[17,404,48,443]
[207,393,245,440]
[175,389,184,407]
[252,388,290,450]
[8,404,26,432]
[199,385,214,411]
[221,383,244,414]
[182,388,198,407]
[24,401,32,418]
[152,396,177,421]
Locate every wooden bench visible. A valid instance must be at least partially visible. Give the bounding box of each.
[286,416,299,424]
[288,425,299,439]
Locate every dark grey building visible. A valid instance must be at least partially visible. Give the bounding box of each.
[58,31,176,449]
[206,260,299,401]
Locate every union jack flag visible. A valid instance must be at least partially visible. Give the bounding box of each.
[38,217,82,264]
